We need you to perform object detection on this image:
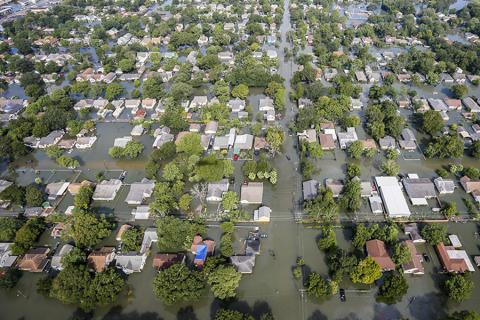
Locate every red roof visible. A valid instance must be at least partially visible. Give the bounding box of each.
[436,243,468,273]
[366,239,395,271]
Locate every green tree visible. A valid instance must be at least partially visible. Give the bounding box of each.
[266,127,284,154]
[123,141,144,159]
[222,191,238,211]
[340,179,362,212]
[153,263,205,305]
[392,242,411,265]
[425,135,464,159]
[207,265,241,299]
[0,185,25,205]
[317,225,337,251]
[25,184,44,207]
[179,194,193,213]
[381,159,400,176]
[0,217,22,241]
[306,272,338,298]
[422,110,444,136]
[56,156,80,169]
[176,132,203,155]
[347,141,364,159]
[162,162,182,181]
[376,272,409,305]
[12,218,45,255]
[231,84,249,99]
[45,145,63,159]
[443,274,474,303]
[143,76,165,100]
[304,187,339,221]
[0,268,21,289]
[63,211,112,248]
[451,84,468,99]
[470,141,480,158]
[156,216,206,251]
[105,83,124,100]
[445,310,480,320]
[214,309,254,320]
[346,163,361,180]
[441,202,458,218]
[421,224,447,245]
[74,185,93,210]
[121,226,143,252]
[351,257,382,284]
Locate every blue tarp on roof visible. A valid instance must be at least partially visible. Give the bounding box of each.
[195,244,207,261]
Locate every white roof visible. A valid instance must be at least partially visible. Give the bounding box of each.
[375,177,411,217]
[447,250,475,272]
[448,234,462,248]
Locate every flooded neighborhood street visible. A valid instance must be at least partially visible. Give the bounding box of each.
[2,0,480,318]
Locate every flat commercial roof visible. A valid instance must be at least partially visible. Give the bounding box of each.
[375,177,411,217]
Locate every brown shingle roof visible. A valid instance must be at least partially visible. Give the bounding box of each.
[87,247,115,273]
[366,239,395,271]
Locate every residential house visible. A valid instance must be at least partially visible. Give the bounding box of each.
[17,247,50,272]
[51,244,73,271]
[379,136,396,150]
[38,130,65,148]
[115,253,147,274]
[229,99,246,112]
[114,136,132,148]
[402,177,437,206]
[87,247,116,272]
[436,243,475,273]
[253,206,271,222]
[298,129,317,144]
[46,182,70,201]
[319,133,335,150]
[434,177,455,194]
[0,243,17,268]
[131,125,144,136]
[125,178,155,205]
[191,235,215,267]
[231,255,256,274]
[259,97,275,112]
[0,180,13,194]
[234,134,254,151]
[463,97,480,112]
[132,206,151,220]
[240,182,264,204]
[298,98,313,109]
[366,239,395,271]
[303,179,319,201]
[444,98,462,110]
[404,223,425,243]
[153,132,174,148]
[189,96,208,109]
[402,240,424,275]
[337,127,358,149]
[140,227,158,254]
[152,253,184,270]
[205,121,218,135]
[76,136,97,149]
[206,179,229,202]
[369,196,383,214]
[92,179,122,201]
[399,128,417,150]
[325,179,344,198]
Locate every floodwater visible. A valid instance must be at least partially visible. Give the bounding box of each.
[2,0,480,319]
